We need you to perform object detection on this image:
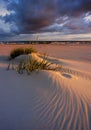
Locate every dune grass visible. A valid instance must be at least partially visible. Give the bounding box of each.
[9,47,37,60]
[16,55,61,74]
[8,48,61,74]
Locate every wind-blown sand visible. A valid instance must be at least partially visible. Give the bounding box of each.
[0,44,91,130]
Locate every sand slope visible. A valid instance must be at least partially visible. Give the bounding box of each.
[0,45,91,130]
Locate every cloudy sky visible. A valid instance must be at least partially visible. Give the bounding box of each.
[0,0,91,41]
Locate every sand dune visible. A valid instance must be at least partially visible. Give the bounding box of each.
[0,44,91,130]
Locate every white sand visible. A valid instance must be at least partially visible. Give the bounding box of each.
[0,44,91,130]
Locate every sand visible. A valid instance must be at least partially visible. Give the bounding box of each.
[0,44,91,130]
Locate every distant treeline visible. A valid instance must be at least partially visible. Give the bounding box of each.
[0,41,91,44]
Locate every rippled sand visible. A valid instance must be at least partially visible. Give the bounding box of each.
[0,44,91,130]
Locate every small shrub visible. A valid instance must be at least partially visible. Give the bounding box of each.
[9,47,37,60]
[10,48,24,60]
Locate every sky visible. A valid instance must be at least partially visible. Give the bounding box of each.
[0,0,91,41]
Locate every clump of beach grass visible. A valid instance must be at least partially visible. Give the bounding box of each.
[8,48,61,74]
[9,47,37,60]
[24,48,37,54]
[16,55,61,74]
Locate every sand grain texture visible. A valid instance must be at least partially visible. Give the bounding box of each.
[0,44,91,130]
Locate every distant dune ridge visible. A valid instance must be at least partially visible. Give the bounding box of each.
[0,44,91,130]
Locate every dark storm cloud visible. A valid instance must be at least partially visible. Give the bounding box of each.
[0,29,15,41]
[3,0,57,34]
[57,0,91,16]
[1,0,91,40]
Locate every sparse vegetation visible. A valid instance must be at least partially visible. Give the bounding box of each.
[16,55,61,74]
[8,48,61,74]
[9,47,37,60]
[24,48,37,54]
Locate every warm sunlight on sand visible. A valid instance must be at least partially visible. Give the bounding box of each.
[0,44,91,130]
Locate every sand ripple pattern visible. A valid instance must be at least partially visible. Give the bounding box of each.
[32,71,91,130]
[60,67,91,80]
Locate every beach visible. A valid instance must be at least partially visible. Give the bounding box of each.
[0,43,91,130]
